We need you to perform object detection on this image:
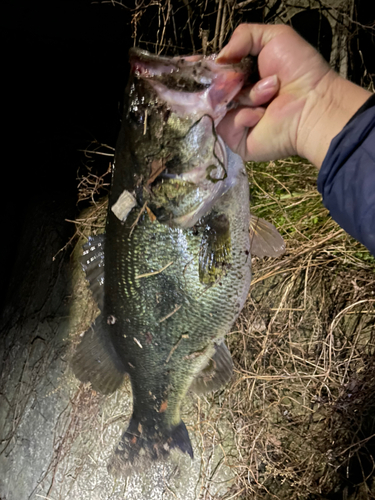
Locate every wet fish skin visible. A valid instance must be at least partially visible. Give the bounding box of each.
[103,151,251,474]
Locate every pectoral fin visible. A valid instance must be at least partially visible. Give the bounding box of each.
[199,213,232,285]
[249,215,285,258]
[190,340,233,394]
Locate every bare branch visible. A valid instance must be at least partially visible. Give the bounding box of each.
[213,0,224,52]
[235,0,257,9]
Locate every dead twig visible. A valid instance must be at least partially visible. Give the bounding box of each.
[135,261,174,279]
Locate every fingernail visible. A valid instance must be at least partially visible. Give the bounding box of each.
[254,75,278,92]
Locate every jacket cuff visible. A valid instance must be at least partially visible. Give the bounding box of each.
[317,94,375,255]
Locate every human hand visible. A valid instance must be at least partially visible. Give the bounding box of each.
[217,24,371,167]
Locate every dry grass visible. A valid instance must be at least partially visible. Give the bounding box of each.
[54,142,113,262]
[214,157,375,500]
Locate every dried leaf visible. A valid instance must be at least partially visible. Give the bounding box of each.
[146,205,157,222]
[147,158,167,185]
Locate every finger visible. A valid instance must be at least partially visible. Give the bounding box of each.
[217,23,292,63]
[217,106,265,157]
[235,75,279,107]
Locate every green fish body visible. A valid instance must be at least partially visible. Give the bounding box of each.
[72,48,285,475]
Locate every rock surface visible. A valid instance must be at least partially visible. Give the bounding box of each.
[0,201,235,500]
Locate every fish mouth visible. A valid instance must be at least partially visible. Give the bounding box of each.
[128,47,250,124]
[129,48,212,92]
[129,47,251,77]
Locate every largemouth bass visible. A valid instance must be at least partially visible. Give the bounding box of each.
[72,48,284,475]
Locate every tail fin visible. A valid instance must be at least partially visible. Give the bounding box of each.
[108,417,193,476]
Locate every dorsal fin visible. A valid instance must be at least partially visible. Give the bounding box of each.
[80,234,105,310]
[71,315,126,394]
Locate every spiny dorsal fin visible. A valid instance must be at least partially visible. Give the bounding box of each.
[249,215,285,258]
[190,340,233,394]
[80,234,105,310]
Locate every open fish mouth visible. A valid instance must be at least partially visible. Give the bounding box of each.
[129,47,250,124]
[129,47,251,89]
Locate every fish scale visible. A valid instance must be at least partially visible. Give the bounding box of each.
[113,175,249,326]
[103,156,251,422]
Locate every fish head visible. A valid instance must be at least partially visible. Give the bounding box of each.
[117,48,252,228]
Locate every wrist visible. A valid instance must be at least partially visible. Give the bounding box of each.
[297,70,371,168]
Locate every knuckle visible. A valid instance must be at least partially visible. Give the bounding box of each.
[234,23,251,34]
[280,24,294,34]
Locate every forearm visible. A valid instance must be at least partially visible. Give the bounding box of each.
[297,70,371,168]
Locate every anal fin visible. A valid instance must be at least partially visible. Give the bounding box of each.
[72,316,126,394]
[190,340,233,394]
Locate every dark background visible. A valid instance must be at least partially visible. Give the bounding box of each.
[2,1,132,310]
[1,0,375,313]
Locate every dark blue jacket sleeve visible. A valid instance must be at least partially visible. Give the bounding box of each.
[317,94,375,256]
